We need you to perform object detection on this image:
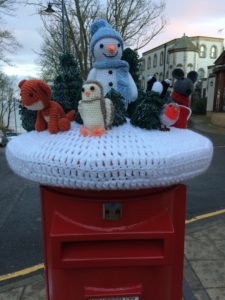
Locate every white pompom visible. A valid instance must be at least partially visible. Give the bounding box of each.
[152,81,163,94]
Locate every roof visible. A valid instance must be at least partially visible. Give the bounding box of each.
[142,34,224,56]
[214,50,225,65]
[169,34,198,52]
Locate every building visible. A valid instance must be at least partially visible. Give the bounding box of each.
[140,35,224,90]
[204,50,225,126]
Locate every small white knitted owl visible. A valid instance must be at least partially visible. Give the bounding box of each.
[78,81,115,136]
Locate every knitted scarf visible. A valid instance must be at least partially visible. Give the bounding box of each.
[171,91,189,106]
[94,60,131,107]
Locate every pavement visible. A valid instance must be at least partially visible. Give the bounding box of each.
[0,114,225,300]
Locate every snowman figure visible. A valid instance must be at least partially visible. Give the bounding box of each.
[87,19,138,110]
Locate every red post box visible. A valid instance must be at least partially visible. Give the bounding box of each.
[41,184,186,300]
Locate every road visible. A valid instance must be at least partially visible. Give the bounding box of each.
[0,128,225,276]
[186,129,225,218]
[0,147,42,277]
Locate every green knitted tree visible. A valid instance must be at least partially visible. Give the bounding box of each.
[105,88,127,126]
[121,48,140,88]
[130,91,164,129]
[127,88,146,118]
[52,53,83,123]
[19,104,37,132]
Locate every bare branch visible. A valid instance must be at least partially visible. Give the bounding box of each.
[26,0,166,79]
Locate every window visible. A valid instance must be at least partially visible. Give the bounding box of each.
[160,51,164,65]
[176,64,183,69]
[141,59,146,71]
[210,45,217,59]
[198,68,205,80]
[142,77,145,89]
[159,72,163,81]
[187,63,193,73]
[153,54,157,67]
[199,45,206,58]
[155,72,158,80]
[166,70,169,79]
[147,56,151,69]
[167,53,170,64]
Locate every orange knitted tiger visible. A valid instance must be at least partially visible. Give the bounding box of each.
[19,79,75,134]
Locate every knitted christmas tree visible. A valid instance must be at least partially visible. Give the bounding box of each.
[19,104,37,132]
[127,89,146,118]
[121,48,140,88]
[52,53,83,123]
[105,88,127,126]
[130,91,164,129]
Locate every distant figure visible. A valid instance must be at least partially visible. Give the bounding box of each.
[146,75,156,92]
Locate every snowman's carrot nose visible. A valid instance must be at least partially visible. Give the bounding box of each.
[107,44,116,54]
[85,91,91,97]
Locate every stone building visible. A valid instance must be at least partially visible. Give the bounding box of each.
[205,50,225,126]
[140,35,224,90]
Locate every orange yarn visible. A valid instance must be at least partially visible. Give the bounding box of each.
[19,79,75,134]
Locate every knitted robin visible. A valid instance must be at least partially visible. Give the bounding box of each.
[19,79,75,134]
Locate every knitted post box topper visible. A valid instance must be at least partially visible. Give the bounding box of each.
[171,68,198,128]
[19,79,75,134]
[78,80,115,137]
[87,19,138,110]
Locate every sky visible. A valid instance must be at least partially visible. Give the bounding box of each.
[1,0,225,78]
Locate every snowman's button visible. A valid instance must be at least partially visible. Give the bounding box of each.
[109,82,113,87]
[108,70,113,74]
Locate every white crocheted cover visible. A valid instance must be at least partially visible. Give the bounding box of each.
[6,121,213,190]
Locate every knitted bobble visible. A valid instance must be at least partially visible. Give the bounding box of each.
[90,19,108,37]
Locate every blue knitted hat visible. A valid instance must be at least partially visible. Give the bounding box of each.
[90,19,123,56]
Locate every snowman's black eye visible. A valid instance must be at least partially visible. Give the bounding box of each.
[100,44,104,48]
[81,87,85,92]
[90,86,95,91]
[118,43,121,47]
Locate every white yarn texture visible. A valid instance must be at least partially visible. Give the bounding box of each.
[6,121,213,190]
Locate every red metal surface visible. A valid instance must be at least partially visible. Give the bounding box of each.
[40,185,186,300]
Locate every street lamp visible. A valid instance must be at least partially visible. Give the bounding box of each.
[43,1,67,55]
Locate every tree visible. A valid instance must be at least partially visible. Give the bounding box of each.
[27,0,166,80]
[105,0,166,50]
[52,53,83,123]
[0,0,21,64]
[105,88,127,126]
[36,0,99,80]
[0,72,16,129]
[130,91,164,129]
[122,47,140,88]
[19,105,37,132]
